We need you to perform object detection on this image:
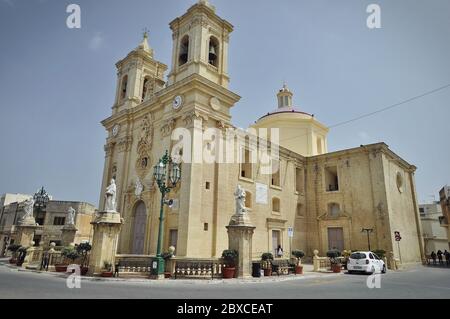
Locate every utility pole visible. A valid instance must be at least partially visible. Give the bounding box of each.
[361,228,374,251]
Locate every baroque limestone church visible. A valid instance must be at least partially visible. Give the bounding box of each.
[99,0,425,263]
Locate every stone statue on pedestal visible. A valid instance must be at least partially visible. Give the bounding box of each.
[105,179,117,213]
[21,197,35,222]
[234,184,246,215]
[67,207,76,225]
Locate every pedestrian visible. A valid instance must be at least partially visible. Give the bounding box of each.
[437,250,443,265]
[431,251,437,265]
[444,250,450,266]
[276,245,283,258]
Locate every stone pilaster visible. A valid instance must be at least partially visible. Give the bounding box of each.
[15,218,40,247]
[61,224,78,247]
[225,213,255,279]
[88,212,122,276]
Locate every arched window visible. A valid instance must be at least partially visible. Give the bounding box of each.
[245,191,252,209]
[272,197,280,213]
[208,36,219,67]
[179,35,189,66]
[120,75,128,100]
[328,203,340,217]
[141,77,150,101]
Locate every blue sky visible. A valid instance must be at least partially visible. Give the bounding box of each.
[0,0,449,206]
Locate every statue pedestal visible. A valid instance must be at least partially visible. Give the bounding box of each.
[88,212,122,276]
[226,213,255,279]
[16,219,40,247]
[61,224,78,247]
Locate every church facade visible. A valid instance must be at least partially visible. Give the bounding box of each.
[99,0,425,263]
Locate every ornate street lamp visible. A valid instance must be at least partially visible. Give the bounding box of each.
[152,150,181,277]
[33,187,50,225]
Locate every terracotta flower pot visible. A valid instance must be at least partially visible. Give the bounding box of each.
[55,264,68,272]
[264,268,272,276]
[222,267,235,279]
[81,267,89,276]
[295,265,303,275]
[101,271,113,277]
[331,264,341,273]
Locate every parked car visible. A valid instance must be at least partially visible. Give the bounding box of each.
[347,251,386,274]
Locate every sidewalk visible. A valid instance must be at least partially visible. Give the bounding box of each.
[0,259,343,285]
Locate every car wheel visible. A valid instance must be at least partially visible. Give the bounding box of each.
[382,265,386,274]
[348,270,353,274]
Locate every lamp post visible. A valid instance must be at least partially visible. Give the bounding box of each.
[32,187,49,246]
[361,228,374,251]
[152,150,181,277]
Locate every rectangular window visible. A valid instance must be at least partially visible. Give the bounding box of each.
[240,148,253,179]
[204,223,209,231]
[325,166,339,192]
[53,217,65,226]
[271,160,280,187]
[295,167,303,193]
[205,182,210,190]
[169,229,178,249]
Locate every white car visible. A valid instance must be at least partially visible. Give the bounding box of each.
[347,251,386,274]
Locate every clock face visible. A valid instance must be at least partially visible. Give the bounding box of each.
[112,124,120,137]
[210,97,221,111]
[173,95,183,110]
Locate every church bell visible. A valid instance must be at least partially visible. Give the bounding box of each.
[208,44,217,64]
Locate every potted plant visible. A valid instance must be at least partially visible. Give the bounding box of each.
[6,244,21,264]
[56,246,76,272]
[221,249,238,279]
[261,252,274,276]
[327,249,342,273]
[101,261,113,277]
[76,242,92,275]
[291,250,305,274]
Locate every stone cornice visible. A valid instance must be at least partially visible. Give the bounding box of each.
[101,73,239,128]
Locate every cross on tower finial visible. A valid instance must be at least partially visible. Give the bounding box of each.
[142,27,150,39]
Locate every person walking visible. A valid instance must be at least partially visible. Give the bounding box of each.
[444,250,450,266]
[431,251,437,265]
[437,250,443,265]
[276,245,283,258]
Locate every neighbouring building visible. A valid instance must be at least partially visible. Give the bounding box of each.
[0,192,96,256]
[439,186,450,250]
[97,0,425,264]
[419,202,449,255]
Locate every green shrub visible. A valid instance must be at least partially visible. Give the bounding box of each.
[222,250,238,267]
[261,252,274,261]
[292,250,305,259]
[7,244,21,252]
[327,249,341,264]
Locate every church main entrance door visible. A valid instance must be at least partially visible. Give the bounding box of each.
[328,227,344,251]
[132,201,146,255]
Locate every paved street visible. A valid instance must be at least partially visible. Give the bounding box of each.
[0,262,449,299]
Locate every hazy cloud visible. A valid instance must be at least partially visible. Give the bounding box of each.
[358,131,370,141]
[88,33,104,51]
[1,0,14,7]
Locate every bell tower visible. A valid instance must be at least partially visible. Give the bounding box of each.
[167,0,233,88]
[112,32,168,114]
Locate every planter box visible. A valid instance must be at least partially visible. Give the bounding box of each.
[222,267,235,279]
[55,265,68,272]
[263,268,272,276]
[101,271,113,277]
[331,264,341,273]
[295,265,303,275]
[81,267,89,276]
